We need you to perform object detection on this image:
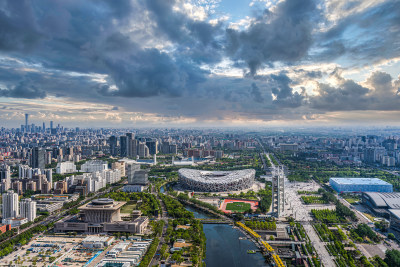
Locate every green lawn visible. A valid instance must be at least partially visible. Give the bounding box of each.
[121,202,136,213]
[226,202,251,212]
[344,198,359,204]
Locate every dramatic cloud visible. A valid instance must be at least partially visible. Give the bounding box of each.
[225,0,318,74]
[0,0,399,126]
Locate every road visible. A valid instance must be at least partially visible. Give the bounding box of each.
[149,190,169,267]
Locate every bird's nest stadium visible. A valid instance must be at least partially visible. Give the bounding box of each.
[178,168,255,192]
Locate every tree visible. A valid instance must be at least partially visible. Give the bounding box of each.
[385,249,400,266]
[388,233,395,240]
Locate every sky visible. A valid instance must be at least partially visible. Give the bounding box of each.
[0,0,399,128]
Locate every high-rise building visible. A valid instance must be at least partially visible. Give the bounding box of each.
[120,136,128,157]
[129,138,138,158]
[44,169,53,187]
[25,113,29,129]
[126,162,141,183]
[20,199,37,222]
[364,148,376,163]
[50,121,53,129]
[0,165,11,193]
[138,142,149,158]
[2,190,19,219]
[30,147,46,169]
[109,136,118,156]
[111,161,126,177]
[146,139,158,155]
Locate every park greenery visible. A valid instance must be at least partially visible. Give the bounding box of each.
[313,223,372,267]
[104,191,161,217]
[160,194,194,219]
[301,196,328,204]
[164,219,206,266]
[245,220,276,230]
[349,223,380,243]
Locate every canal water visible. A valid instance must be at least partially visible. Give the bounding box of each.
[185,205,267,267]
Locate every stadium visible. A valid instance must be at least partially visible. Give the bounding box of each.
[178,169,255,192]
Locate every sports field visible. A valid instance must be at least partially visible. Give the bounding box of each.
[220,199,258,214]
[226,202,251,212]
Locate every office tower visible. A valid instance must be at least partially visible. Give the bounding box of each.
[146,139,158,155]
[129,138,138,158]
[120,136,128,157]
[126,162,141,183]
[30,147,46,169]
[50,121,53,129]
[2,190,19,219]
[364,148,376,163]
[138,142,149,158]
[44,169,53,187]
[25,114,29,129]
[272,165,284,217]
[0,165,11,193]
[109,136,118,156]
[20,199,37,222]
[162,141,170,154]
[126,133,137,158]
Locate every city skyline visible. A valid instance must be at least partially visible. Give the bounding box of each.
[0,0,399,127]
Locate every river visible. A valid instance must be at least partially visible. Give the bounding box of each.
[185,205,267,267]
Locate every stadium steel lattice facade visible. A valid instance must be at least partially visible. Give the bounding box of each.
[178,168,255,192]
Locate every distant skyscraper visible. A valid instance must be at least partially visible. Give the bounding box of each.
[20,199,37,222]
[31,147,46,169]
[50,121,53,129]
[109,136,118,156]
[2,190,19,219]
[120,136,128,157]
[25,113,29,128]
[42,122,45,132]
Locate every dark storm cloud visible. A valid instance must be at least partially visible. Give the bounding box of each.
[250,83,264,103]
[225,0,318,75]
[0,81,46,99]
[98,48,207,97]
[145,0,223,64]
[0,0,400,123]
[315,0,400,63]
[0,0,42,51]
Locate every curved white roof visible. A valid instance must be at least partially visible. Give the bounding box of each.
[178,168,255,184]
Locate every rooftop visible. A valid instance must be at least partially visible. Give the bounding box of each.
[330,177,391,186]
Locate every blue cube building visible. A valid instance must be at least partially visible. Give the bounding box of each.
[329,177,393,193]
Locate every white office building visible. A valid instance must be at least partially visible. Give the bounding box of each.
[56,161,77,174]
[2,190,19,219]
[20,198,37,222]
[81,160,108,173]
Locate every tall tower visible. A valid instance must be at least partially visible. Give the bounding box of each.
[25,113,29,128]
[2,190,19,219]
[272,165,285,217]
